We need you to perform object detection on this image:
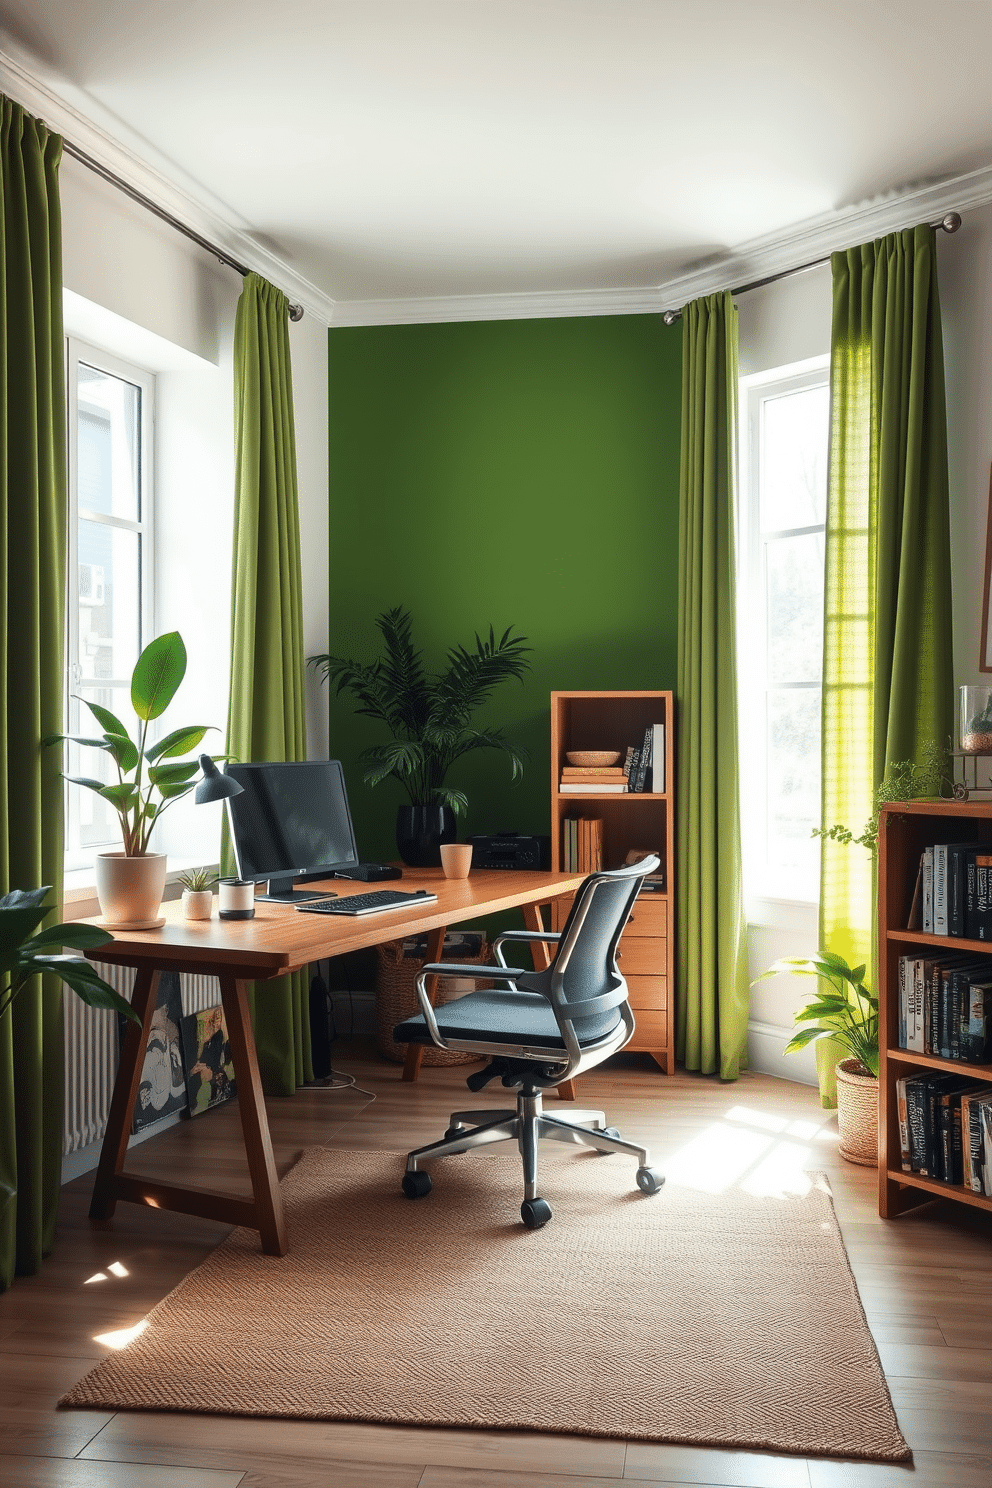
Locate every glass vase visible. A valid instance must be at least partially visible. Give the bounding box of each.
[960,685,992,753]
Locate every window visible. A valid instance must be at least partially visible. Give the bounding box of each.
[738,358,829,905]
[65,341,154,871]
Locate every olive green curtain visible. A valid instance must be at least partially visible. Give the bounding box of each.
[676,291,750,1080]
[226,273,312,1095]
[0,99,66,1290]
[818,225,953,1103]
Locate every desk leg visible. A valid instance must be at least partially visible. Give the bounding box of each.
[521,902,576,1102]
[90,967,160,1220]
[218,975,287,1257]
[402,924,446,1083]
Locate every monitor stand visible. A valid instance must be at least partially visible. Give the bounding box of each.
[255,877,333,903]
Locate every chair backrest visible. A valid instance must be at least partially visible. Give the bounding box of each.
[519,855,660,1052]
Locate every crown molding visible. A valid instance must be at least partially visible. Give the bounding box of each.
[332,164,992,328]
[4,41,990,333]
[0,45,338,327]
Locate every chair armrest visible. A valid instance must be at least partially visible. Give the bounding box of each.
[492,927,561,968]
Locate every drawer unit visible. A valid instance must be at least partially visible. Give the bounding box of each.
[615,935,664,977]
[624,974,668,1011]
[623,893,667,937]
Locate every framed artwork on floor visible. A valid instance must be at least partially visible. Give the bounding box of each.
[180,1004,237,1115]
[124,971,188,1133]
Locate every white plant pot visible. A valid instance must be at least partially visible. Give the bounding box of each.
[181,888,213,921]
[94,852,168,928]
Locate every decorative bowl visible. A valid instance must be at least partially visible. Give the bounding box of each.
[565,750,622,767]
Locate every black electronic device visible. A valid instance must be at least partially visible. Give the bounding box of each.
[334,863,402,882]
[467,832,550,870]
[298,888,437,917]
[225,759,362,902]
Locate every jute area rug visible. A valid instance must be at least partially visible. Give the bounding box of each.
[61,1147,909,1462]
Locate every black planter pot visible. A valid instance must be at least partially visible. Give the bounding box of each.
[395,805,456,867]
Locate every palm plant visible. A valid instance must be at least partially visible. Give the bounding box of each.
[308,607,531,815]
[754,950,879,1077]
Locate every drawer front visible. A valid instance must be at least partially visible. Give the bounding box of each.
[615,936,665,977]
[623,894,667,937]
[624,974,668,1011]
[628,1009,670,1042]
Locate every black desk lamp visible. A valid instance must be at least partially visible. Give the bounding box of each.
[194,755,244,805]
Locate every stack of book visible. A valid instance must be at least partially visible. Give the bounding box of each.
[895,1072,992,1191]
[623,722,665,794]
[910,842,992,937]
[896,951,992,1061]
[562,817,604,872]
[559,766,627,794]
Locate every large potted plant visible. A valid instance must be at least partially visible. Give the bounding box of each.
[755,951,879,1165]
[309,607,531,865]
[49,631,220,926]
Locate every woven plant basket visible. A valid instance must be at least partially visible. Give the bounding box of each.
[835,1057,879,1167]
[375,932,492,1066]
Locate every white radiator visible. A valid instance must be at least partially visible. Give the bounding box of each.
[62,963,220,1157]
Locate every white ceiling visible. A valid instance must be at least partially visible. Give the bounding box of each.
[2,1,992,317]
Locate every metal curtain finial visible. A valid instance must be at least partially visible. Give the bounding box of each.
[288,303,304,322]
[941,211,962,234]
[661,308,681,326]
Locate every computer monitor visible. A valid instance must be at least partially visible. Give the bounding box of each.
[225,759,360,901]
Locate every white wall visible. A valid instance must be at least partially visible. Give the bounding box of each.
[60,153,331,872]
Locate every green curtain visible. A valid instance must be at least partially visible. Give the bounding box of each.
[226,272,312,1095]
[0,99,66,1289]
[676,292,750,1080]
[819,225,953,1103]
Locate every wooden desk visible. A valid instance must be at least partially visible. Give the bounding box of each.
[84,867,585,1256]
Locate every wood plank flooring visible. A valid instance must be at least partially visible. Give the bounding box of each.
[2,1040,990,1487]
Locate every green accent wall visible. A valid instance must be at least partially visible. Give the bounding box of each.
[326,314,682,864]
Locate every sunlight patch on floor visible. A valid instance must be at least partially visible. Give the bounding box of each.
[94,1319,148,1350]
[665,1103,828,1197]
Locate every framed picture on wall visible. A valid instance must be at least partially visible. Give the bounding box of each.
[981,466,992,673]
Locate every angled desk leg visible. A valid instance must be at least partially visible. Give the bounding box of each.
[402,925,446,1083]
[90,966,287,1256]
[90,966,161,1221]
[521,900,576,1102]
[217,974,287,1256]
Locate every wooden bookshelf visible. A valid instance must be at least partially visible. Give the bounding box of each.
[877,798,992,1218]
[549,690,675,1074]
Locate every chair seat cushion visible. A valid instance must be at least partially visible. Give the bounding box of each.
[393,988,620,1050]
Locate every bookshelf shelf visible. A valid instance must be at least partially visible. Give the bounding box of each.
[550,690,675,1074]
[878,798,992,1219]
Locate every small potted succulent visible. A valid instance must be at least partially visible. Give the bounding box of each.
[178,867,217,921]
[754,950,879,1165]
[48,631,221,927]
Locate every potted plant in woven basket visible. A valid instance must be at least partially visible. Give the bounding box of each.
[754,951,879,1166]
[308,607,531,866]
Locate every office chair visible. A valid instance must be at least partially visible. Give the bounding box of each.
[393,856,666,1228]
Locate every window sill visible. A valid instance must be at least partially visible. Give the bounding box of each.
[62,857,220,922]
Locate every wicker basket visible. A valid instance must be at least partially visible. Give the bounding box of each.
[835,1057,879,1167]
[375,931,492,1066]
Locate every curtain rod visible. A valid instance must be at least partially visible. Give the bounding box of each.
[660,211,962,326]
[61,139,305,321]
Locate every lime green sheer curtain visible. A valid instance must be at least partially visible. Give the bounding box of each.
[226,272,312,1095]
[676,292,750,1080]
[819,225,953,1103]
[0,99,66,1289]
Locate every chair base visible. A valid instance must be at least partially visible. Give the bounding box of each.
[403,1089,658,1205]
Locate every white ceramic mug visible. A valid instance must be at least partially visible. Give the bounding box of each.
[439,843,473,879]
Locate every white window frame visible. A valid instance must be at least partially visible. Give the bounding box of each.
[738,354,829,916]
[65,339,156,872]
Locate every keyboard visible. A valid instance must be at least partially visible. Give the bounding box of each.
[296,888,438,917]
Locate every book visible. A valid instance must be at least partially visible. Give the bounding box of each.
[967,852,992,940]
[963,1092,992,1191]
[933,843,950,935]
[962,978,992,1063]
[560,768,625,778]
[895,1076,911,1171]
[626,746,642,790]
[922,846,934,933]
[948,844,973,937]
[897,954,910,1049]
[560,783,629,793]
[904,1073,931,1172]
[649,722,665,792]
[982,1102,992,1197]
[907,853,924,931]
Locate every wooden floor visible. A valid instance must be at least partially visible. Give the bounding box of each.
[2,1039,991,1488]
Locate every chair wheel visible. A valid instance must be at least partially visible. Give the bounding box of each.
[444,1125,465,1142]
[636,1166,665,1195]
[520,1197,552,1229]
[402,1170,433,1200]
[600,1126,620,1142]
